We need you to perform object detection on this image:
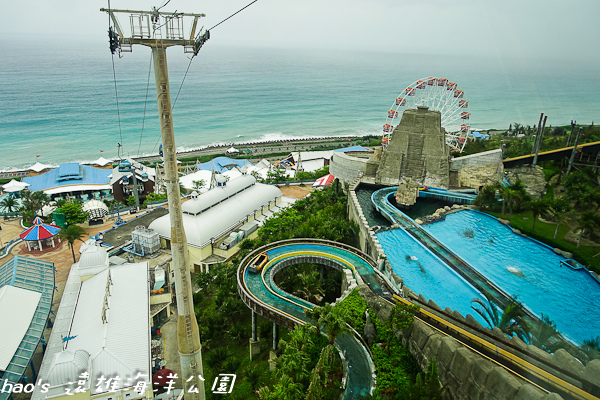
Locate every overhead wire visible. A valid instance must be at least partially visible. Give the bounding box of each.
[151,0,261,154]
[137,53,154,156]
[208,0,259,31]
[108,0,124,158]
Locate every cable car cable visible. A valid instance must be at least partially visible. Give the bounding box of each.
[107,0,124,156]
[152,0,261,154]
[208,0,260,31]
[138,53,154,156]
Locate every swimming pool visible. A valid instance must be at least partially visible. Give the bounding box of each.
[377,228,489,326]
[422,210,600,344]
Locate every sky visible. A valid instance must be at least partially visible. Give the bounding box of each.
[3,0,600,67]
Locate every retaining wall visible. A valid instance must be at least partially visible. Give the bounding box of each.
[450,148,503,170]
[330,152,368,186]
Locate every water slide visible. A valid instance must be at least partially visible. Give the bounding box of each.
[237,240,386,399]
[417,187,478,204]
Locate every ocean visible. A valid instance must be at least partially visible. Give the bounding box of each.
[0,38,598,170]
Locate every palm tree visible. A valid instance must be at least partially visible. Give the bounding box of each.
[529,314,558,351]
[471,293,529,341]
[305,303,349,344]
[581,336,600,361]
[305,306,325,336]
[294,270,324,304]
[528,198,550,232]
[31,191,50,216]
[577,210,600,248]
[206,347,229,371]
[59,225,87,263]
[0,196,17,213]
[548,198,572,239]
[502,188,521,219]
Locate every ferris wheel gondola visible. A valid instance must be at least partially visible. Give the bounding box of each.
[382,76,472,152]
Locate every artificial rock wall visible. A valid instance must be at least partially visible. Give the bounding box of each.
[376,106,450,188]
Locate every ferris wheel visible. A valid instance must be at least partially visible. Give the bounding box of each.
[382,77,471,152]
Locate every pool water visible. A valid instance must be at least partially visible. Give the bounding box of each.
[356,184,452,227]
[377,228,489,326]
[422,210,600,344]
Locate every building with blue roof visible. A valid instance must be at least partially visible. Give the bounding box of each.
[0,256,54,398]
[333,145,370,153]
[22,163,112,201]
[196,157,254,173]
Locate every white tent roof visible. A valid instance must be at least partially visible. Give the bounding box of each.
[82,199,109,213]
[0,286,41,370]
[180,169,213,192]
[28,162,54,173]
[2,179,30,193]
[247,159,272,180]
[91,157,113,167]
[36,203,57,217]
[226,147,239,153]
[44,184,112,195]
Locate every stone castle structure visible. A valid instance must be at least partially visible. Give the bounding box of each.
[375,106,450,189]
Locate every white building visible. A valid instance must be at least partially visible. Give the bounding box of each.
[33,246,152,400]
[149,175,296,272]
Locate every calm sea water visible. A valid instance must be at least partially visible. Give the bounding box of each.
[1,38,598,170]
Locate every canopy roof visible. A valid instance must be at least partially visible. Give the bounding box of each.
[22,163,112,193]
[28,162,54,173]
[313,173,335,187]
[2,179,30,193]
[0,286,41,370]
[196,156,253,173]
[20,219,61,241]
[90,157,113,167]
[0,256,54,393]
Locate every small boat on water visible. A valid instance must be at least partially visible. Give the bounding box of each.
[249,252,268,273]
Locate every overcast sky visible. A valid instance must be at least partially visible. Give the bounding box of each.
[4,0,600,65]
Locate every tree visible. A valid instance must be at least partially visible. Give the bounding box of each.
[474,183,500,211]
[548,198,572,239]
[31,191,50,216]
[59,201,89,225]
[577,210,600,248]
[0,196,17,213]
[192,179,206,191]
[126,195,136,207]
[500,182,529,219]
[471,293,529,341]
[294,270,324,304]
[408,358,445,400]
[59,225,87,262]
[581,336,600,361]
[528,198,550,232]
[529,314,558,352]
[306,303,350,345]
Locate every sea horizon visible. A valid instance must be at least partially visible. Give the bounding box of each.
[1,38,597,171]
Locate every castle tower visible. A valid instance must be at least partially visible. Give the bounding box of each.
[375,106,450,189]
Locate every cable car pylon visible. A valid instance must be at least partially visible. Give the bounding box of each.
[101,6,209,399]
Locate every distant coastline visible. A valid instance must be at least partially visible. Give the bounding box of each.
[0,135,367,177]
